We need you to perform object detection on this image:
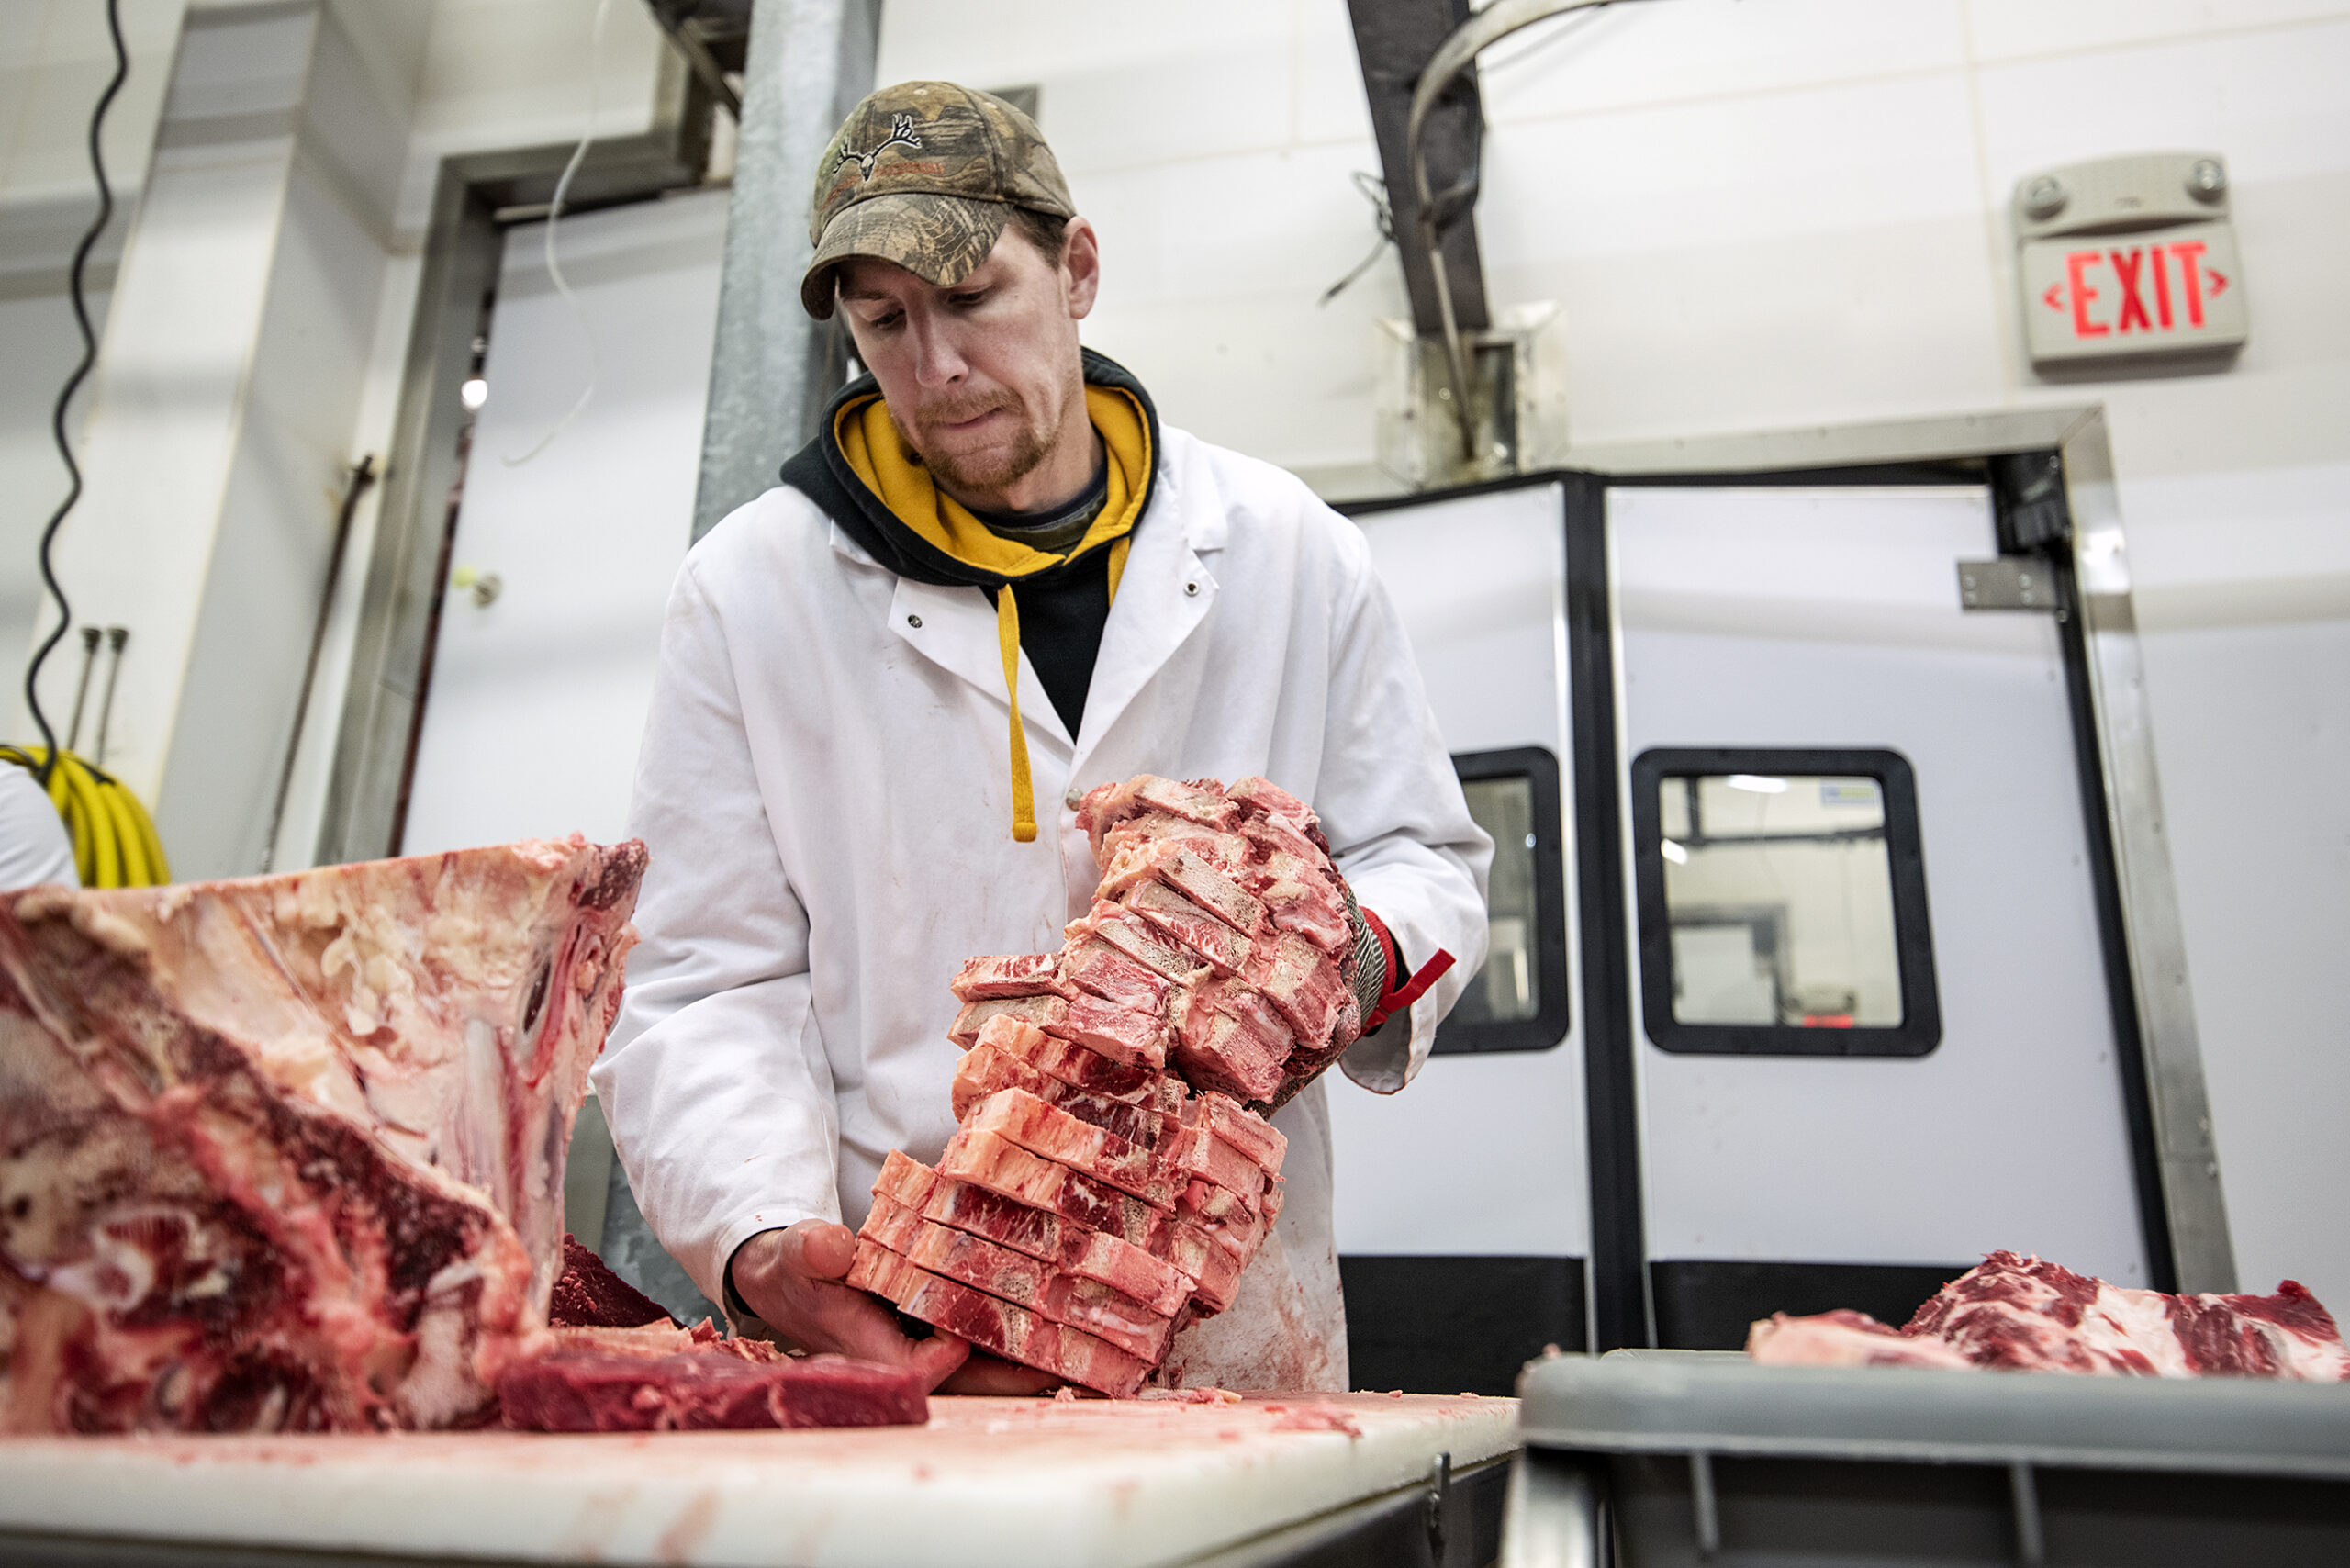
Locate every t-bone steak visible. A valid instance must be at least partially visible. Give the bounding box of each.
[851,776,1352,1394]
[0,838,645,1432]
[1749,1251,2350,1380]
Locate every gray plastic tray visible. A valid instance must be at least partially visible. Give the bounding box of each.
[1519,1349,2350,1478]
[1502,1351,2350,1567]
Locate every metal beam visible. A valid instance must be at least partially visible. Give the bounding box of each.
[690,0,879,543]
[1346,0,1491,340]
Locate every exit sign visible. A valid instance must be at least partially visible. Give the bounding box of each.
[2020,222,2247,362]
[2013,152,2248,370]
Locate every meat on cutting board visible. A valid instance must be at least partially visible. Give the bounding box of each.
[856,777,1363,1392]
[0,837,645,1433]
[499,1349,926,1432]
[1750,1251,2350,1380]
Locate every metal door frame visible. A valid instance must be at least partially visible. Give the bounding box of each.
[1344,405,2232,1352]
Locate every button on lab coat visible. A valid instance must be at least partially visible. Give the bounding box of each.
[594,425,1491,1391]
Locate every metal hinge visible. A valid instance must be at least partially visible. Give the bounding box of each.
[1958,558,2062,612]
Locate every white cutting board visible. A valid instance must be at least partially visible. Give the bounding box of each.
[0,1394,1517,1568]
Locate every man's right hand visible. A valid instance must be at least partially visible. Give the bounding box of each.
[728,1220,971,1390]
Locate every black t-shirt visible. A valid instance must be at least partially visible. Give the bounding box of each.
[973,458,1113,737]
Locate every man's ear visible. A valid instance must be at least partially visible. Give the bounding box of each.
[1061,218,1101,320]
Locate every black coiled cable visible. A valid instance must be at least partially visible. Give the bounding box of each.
[25,0,129,787]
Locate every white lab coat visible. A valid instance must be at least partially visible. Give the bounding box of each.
[594,423,1490,1392]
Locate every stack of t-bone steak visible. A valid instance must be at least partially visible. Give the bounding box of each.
[1749,1251,2350,1380]
[0,837,928,1434]
[847,776,1361,1395]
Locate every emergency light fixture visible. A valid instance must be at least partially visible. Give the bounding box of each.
[2014,151,2248,372]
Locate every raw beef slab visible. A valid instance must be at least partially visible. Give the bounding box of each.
[499,1350,926,1431]
[1749,1251,2350,1380]
[0,837,645,1433]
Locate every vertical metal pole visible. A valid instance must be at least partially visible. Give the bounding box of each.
[691,0,879,543]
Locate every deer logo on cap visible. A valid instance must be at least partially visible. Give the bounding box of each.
[836,112,923,182]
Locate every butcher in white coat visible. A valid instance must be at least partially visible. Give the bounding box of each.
[593,81,1489,1393]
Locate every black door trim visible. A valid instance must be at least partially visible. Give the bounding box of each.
[1561,474,1651,1351]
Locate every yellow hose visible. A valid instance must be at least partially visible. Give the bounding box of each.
[0,746,172,888]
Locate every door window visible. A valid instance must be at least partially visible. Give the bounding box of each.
[1436,747,1572,1053]
[1630,748,1941,1056]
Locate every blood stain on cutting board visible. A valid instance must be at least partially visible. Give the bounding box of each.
[1263,1403,1362,1436]
[655,1487,720,1564]
[553,1489,635,1559]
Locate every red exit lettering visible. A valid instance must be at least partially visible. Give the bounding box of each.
[2043,242,2229,338]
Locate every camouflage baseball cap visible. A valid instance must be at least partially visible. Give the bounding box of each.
[801,81,1076,319]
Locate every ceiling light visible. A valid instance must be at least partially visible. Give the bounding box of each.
[1725,774,1787,794]
[460,376,488,410]
[1660,839,1687,865]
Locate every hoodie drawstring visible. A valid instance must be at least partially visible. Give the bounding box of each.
[996,586,1037,843]
[994,537,1132,845]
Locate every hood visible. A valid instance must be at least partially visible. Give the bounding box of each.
[778,346,1162,590]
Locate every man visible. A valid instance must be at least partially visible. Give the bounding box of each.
[594,81,1488,1393]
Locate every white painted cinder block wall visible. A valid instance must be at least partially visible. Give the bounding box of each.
[878,0,2350,1306]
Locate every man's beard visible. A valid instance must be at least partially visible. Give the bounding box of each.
[899,390,1054,500]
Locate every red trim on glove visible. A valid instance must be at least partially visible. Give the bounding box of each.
[1359,907,1457,1035]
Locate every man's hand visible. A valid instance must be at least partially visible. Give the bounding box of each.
[937,1352,1065,1395]
[729,1221,969,1390]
